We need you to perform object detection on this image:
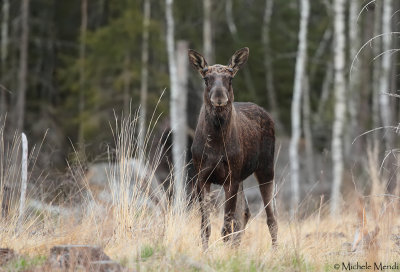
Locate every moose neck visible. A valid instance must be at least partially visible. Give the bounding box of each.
[204,96,234,133]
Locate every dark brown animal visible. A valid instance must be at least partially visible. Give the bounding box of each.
[189,47,277,249]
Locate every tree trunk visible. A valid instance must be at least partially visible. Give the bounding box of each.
[122,52,131,115]
[379,0,394,151]
[302,75,316,184]
[78,0,87,146]
[372,1,382,137]
[261,0,283,130]
[138,0,151,152]
[289,0,310,215]
[330,0,346,216]
[345,0,361,160]
[15,0,30,132]
[317,61,333,119]
[166,0,187,206]
[203,0,213,64]
[0,0,9,116]
[225,0,257,101]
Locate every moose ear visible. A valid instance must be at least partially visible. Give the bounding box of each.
[188,49,209,77]
[227,47,249,77]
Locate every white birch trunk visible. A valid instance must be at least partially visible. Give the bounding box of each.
[166,0,186,206]
[203,0,213,63]
[289,0,310,215]
[138,0,151,152]
[330,0,346,216]
[379,0,393,150]
[15,0,29,132]
[0,0,9,116]
[17,133,28,233]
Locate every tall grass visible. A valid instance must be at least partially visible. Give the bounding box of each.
[1,111,400,271]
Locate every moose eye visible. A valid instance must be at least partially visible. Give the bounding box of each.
[229,77,233,85]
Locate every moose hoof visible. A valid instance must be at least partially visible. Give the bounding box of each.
[221,220,240,243]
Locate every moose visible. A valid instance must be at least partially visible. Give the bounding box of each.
[189,47,277,249]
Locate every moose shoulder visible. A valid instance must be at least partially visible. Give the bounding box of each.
[189,47,278,249]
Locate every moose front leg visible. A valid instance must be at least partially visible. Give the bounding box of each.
[198,181,211,250]
[221,182,241,244]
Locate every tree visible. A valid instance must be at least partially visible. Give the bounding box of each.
[78,0,88,146]
[379,0,394,151]
[203,0,213,63]
[372,2,382,136]
[302,75,316,183]
[138,0,151,152]
[15,0,30,132]
[345,0,361,159]
[166,0,187,206]
[289,0,310,214]
[330,0,346,216]
[262,0,282,129]
[0,0,9,116]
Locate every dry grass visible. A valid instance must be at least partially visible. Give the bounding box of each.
[0,113,400,271]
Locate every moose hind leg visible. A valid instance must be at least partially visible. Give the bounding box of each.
[255,169,278,246]
[199,182,211,250]
[221,182,241,245]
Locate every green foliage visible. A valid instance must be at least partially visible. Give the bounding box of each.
[3,255,47,271]
[140,244,155,259]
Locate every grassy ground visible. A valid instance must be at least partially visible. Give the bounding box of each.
[0,198,399,271]
[1,115,399,271]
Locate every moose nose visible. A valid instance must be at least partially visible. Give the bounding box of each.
[211,98,228,107]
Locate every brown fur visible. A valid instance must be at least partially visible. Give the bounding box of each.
[189,48,277,249]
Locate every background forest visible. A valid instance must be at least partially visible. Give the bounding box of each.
[0,0,400,270]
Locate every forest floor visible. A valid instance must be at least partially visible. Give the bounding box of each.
[0,196,399,271]
[1,116,399,271]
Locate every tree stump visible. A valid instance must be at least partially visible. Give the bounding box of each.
[49,245,111,270]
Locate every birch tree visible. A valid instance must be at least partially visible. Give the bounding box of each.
[330,0,346,215]
[379,0,394,150]
[138,0,151,152]
[78,0,88,146]
[289,0,310,214]
[166,0,186,206]
[0,0,9,116]
[15,0,30,132]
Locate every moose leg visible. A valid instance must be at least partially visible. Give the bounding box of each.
[198,181,211,250]
[232,183,251,241]
[221,182,240,244]
[255,170,278,246]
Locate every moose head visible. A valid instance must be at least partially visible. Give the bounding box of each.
[188,48,249,108]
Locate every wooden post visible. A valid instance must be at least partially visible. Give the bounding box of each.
[17,133,28,232]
